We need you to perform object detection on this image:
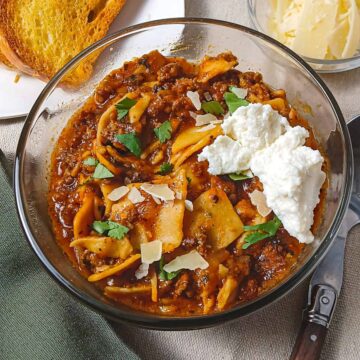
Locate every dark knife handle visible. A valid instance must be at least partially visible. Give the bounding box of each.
[290,321,327,360]
[290,284,337,360]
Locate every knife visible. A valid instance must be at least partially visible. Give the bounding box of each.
[290,115,360,360]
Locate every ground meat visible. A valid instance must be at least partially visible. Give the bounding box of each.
[146,96,167,118]
[172,78,195,95]
[238,278,259,302]
[157,62,183,82]
[255,242,287,281]
[158,280,173,297]
[171,96,194,114]
[226,255,251,279]
[174,272,190,297]
[80,250,107,272]
[247,83,271,102]
[182,232,208,256]
[239,71,262,87]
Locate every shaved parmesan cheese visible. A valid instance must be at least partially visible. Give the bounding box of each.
[107,186,129,201]
[189,111,198,119]
[128,187,145,204]
[196,123,216,132]
[152,195,161,204]
[204,92,212,101]
[195,113,218,126]
[141,240,162,264]
[249,190,272,217]
[187,91,201,110]
[140,183,175,202]
[231,87,248,99]
[185,199,193,212]
[135,263,149,279]
[243,169,254,178]
[175,191,182,200]
[163,250,209,273]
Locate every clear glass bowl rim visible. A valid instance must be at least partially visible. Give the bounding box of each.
[14,17,353,329]
[247,0,360,68]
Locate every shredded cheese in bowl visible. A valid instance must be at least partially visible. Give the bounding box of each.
[269,0,360,60]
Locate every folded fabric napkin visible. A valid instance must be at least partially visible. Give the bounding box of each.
[0,155,139,360]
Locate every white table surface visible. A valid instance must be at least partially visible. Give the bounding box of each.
[1,1,360,359]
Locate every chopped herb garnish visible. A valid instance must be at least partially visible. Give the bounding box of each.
[201,100,224,115]
[158,162,173,175]
[186,176,192,184]
[93,163,114,179]
[108,226,129,240]
[115,97,137,121]
[83,157,99,166]
[228,172,251,181]
[92,220,129,240]
[115,133,142,157]
[224,92,249,114]
[154,120,172,143]
[242,216,282,249]
[158,256,181,281]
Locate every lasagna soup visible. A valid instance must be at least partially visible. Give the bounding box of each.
[48,51,327,315]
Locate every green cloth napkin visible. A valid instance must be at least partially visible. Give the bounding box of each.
[0,156,139,360]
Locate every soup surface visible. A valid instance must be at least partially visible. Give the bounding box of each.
[48,51,327,315]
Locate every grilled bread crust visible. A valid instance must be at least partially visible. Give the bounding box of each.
[0,0,126,85]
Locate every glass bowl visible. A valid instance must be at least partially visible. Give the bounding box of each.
[14,18,353,329]
[247,0,360,73]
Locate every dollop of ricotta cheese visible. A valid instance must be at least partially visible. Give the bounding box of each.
[198,135,251,174]
[251,126,326,244]
[199,103,289,174]
[222,103,289,153]
[198,103,326,244]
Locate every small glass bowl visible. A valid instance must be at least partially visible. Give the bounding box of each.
[247,0,360,73]
[14,18,353,329]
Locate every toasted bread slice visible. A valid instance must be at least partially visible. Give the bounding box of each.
[0,0,126,85]
[0,49,13,68]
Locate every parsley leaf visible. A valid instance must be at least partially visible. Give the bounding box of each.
[242,216,282,249]
[186,176,192,184]
[158,256,181,281]
[242,232,271,249]
[154,121,172,143]
[115,133,142,157]
[93,163,114,179]
[228,172,251,181]
[92,220,110,234]
[83,157,99,166]
[107,224,129,240]
[224,92,249,114]
[201,100,224,115]
[92,220,129,240]
[115,97,137,121]
[158,162,173,175]
[243,216,281,233]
